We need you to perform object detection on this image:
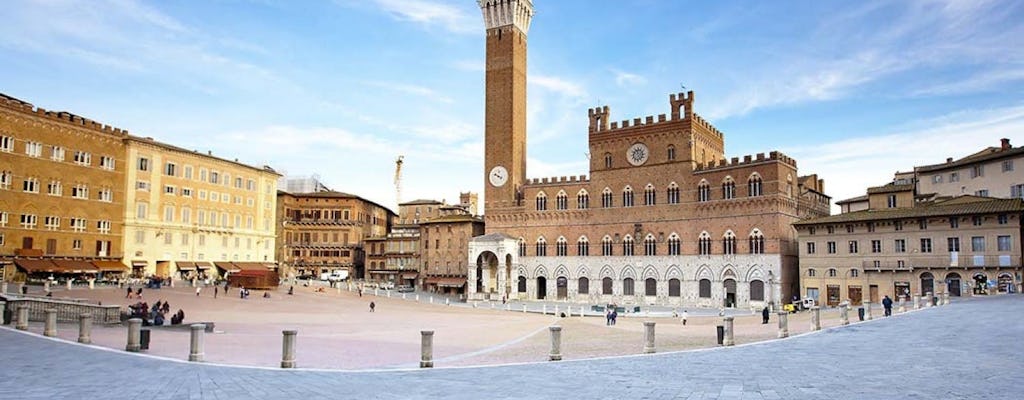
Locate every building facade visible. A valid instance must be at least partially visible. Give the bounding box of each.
[123,137,281,278]
[469,0,830,309]
[276,191,393,280]
[0,94,128,281]
[795,185,1023,306]
[916,138,1024,199]
[421,214,485,294]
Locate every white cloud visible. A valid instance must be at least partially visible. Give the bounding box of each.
[612,70,647,87]
[361,81,454,104]
[530,75,587,99]
[367,0,478,34]
[785,104,1024,205]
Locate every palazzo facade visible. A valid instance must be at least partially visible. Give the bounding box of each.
[468,0,831,309]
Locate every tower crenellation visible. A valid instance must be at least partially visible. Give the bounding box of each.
[478,0,534,33]
[588,105,610,133]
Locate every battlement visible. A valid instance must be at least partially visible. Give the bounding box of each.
[694,151,797,172]
[526,175,590,186]
[0,93,129,138]
[691,114,723,139]
[587,89,722,139]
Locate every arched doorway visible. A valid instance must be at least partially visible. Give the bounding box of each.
[537,276,547,300]
[998,273,1014,293]
[556,276,568,300]
[517,276,527,293]
[475,251,499,295]
[920,272,934,295]
[723,279,737,307]
[973,273,988,295]
[946,272,962,296]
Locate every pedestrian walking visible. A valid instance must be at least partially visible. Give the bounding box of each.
[762,306,770,324]
[196,286,201,296]
[369,301,376,312]
[605,310,612,326]
[126,286,133,299]
[681,309,688,326]
[214,286,218,298]
[882,295,893,317]
[610,309,617,325]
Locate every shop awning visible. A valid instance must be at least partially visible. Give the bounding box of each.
[52,259,99,273]
[195,262,213,270]
[215,262,241,273]
[401,272,418,280]
[14,259,60,273]
[131,260,148,267]
[233,262,275,271]
[176,261,196,271]
[425,277,466,288]
[92,261,129,272]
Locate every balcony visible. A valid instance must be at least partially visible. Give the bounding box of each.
[861,253,1020,270]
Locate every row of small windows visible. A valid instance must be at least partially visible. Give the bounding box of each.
[0,211,111,233]
[137,157,258,192]
[517,276,765,300]
[518,230,766,257]
[1,172,115,202]
[806,268,860,278]
[534,176,763,211]
[806,215,1011,236]
[808,235,1013,254]
[0,136,116,170]
[134,202,267,230]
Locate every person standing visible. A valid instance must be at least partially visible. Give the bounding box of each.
[196,286,202,296]
[605,310,612,326]
[681,309,689,326]
[882,295,893,317]
[369,301,376,312]
[762,306,770,324]
[214,286,218,298]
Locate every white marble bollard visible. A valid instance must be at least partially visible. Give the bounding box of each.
[643,321,656,353]
[542,305,547,315]
[430,297,434,304]
[840,305,849,326]
[420,330,434,368]
[402,293,406,300]
[126,318,142,352]
[15,304,29,331]
[943,292,950,305]
[549,326,562,361]
[44,280,51,292]
[88,279,95,290]
[445,298,450,306]
[523,304,528,313]
[898,297,906,313]
[926,292,934,307]
[865,302,873,321]
[810,306,821,331]
[281,330,297,368]
[505,304,511,311]
[723,317,735,346]
[66,280,72,290]
[777,312,789,338]
[189,324,205,362]
[913,295,920,309]
[44,309,57,337]
[416,294,420,302]
[78,313,93,344]
[554,305,559,316]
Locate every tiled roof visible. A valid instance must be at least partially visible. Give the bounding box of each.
[866,183,914,194]
[399,199,443,206]
[794,196,1024,225]
[835,194,869,205]
[420,214,482,224]
[916,146,1024,173]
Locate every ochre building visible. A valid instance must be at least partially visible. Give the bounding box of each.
[795,183,1024,306]
[469,1,830,309]
[0,94,129,280]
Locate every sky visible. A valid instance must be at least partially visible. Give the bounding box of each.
[1,0,1022,212]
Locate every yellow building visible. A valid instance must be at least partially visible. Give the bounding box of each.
[123,137,281,279]
[0,93,129,281]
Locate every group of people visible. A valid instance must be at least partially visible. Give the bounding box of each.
[604,305,618,325]
[125,287,143,299]
[126,299,185,326]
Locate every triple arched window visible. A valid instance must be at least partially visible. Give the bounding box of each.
[666,182,680,204]
[644,234,657,256]
[601,235,613,256]
[577,236,589,256]
[535,192,547,211]
[535,237,547,256]
[643,184,656,206]
[555,236,568,256]
[697,181,711,202]
[668,233,681,256]
[722,178,736,200]
[622,235,635,256]
[698,232,712,255]
[749,229,765,254]
[748,174,763,197]
[622,186,635,207]
[577,190,589,209]
[555,191,568,210]
[601,187,613,208]
[723,231,737,254]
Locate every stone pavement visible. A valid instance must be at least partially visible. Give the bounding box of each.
[1,295,1022,399]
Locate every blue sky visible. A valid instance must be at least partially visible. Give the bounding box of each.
[2,0,1022,211]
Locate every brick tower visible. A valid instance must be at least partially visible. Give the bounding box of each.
[479,0,533,213]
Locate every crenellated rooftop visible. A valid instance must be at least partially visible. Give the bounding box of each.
[0,93,130,138]
[526,174,590,186]
[587,90,723,140]
[694,151,797,173]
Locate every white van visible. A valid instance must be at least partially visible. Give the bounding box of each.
[319,270,349,282]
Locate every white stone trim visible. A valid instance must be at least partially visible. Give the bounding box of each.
[478,0,534,33]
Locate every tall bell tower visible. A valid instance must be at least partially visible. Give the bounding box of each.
[479,0,532,213]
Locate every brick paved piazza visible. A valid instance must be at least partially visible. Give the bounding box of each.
[1,293,1022,399]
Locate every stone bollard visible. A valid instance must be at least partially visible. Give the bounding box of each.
[898,297,906,313]
[420,330,434,368]
[88,279,95,290]
[777,312,789,338]
[281,330,297,368]
[523,304,527,313]
[430,297,434,304]
[387,291,391,298]
[189,324,205,362]
[840,304,849,326]
[66,280,72,290]
[554,305,559,316]
[402,293,406,300]
[44,309,58,337]
[643,321,656,353]
[926,292,933,307]
[943,292,950,305]
[44,280,51,292]
[810,306,821,331]
[549,326,562,361]
[16,304,29,331]
[865,302,873,321]
[722,317,735,346]
[505,304,511,311]
[445,298,450,306]
[913,295,920,309]
[126,318,142,352]
[542,305,547,315]
[78,313,93,344]
[921,295,929,308]
[415,294,420,302]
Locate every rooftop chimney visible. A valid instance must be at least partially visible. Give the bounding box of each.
[1001,138,1011,150]
[947,157,953,163]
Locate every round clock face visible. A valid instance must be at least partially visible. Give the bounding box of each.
[627,143,649,166]
[489,165,509,187]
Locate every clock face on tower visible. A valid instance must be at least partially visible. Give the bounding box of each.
[627,143,649,166]
[489,165,508,187]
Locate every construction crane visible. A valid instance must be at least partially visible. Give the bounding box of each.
[394,155,404,206]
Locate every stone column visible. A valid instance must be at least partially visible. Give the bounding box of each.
[723,317,735,346]
[420,330,434,368]
[78,313,93,344]
[281,330,297,368]
[189,324,205,362]
[810,306,821,331]
[44,309,57,337]
[467,266,477,296]
[643,321,656,353]
[865,301,873,321]
[549,326,562,361]
[777,312,789,338]
[898,297,906,313]
[126,318,142,352]
[480,267,491,294]
[840,304,849,326]
[497,264,508,300]
[16,282,25,295]
[15,304,29,331]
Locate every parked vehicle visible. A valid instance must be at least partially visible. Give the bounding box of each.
[396,285,414,293]
[319,270,349,282]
